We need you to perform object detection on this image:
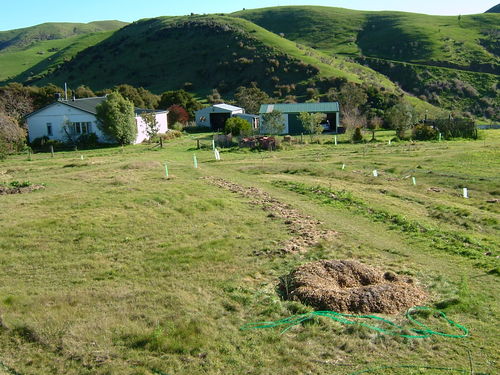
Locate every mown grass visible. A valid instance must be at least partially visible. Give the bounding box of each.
[0,130,498,374]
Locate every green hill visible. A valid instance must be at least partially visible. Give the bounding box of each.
[234,6,499,72]
[234,6,499,117]
[2,8,498,118]
[31,16,401,94]
[0,21,127,81]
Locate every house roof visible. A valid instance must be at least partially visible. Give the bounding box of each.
[25,96,167,119]
[259,102,340,114]
[24,96,108,118]
[213,103,243,112]
[63,96,108,114]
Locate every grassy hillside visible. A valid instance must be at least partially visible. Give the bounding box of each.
[32,15,403,96]
[0,131,498,374]
[0,21,126,51]
[234,6,499,72]
[234,6,500,117]
[0,21,127,82]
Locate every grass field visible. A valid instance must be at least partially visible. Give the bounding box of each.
[0,130,499,374]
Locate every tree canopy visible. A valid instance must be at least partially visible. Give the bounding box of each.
[261,110,285,135]
[96,92,137,145]
[234,84,271,114]
[159,90,202,119]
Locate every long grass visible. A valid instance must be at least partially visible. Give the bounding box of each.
[0,130,498,374]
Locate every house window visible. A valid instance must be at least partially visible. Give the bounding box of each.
[72,122,92,134]
[46,123,52,136]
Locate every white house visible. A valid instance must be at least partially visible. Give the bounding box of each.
[195,103,245,131]
[25,96,168,145]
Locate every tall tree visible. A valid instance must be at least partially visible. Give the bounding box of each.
[386,101,418,138]
[262,110,285,135]
[207,89,224,105]
[234,84,270,114]
[167,105,189,126]
[96,92,137,145]
[0,112,25,154]
[140,112,160,142]
[159,90,202,119]
[298,112,325,141]
[74,85,95,98]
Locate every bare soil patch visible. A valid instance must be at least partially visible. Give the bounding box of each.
[0,185,45,195]
[203,177,337,254]
[281,260,427,314]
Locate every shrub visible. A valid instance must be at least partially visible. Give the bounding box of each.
[224,117,252,136]
[77,133,99,148]
[171,122,185,131]
[413,124,437,141]
[30,136,50,148]
[433,117,477,139]
[184,125,210,134]
[157,130,182,141]
[167,105,189,125]
[352,127,364,143]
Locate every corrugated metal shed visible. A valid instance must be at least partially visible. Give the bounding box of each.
[259,102,339,114]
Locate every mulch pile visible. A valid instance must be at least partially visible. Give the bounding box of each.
[203,177,337,254]
[281,260,427,314]
[0,185,45,195]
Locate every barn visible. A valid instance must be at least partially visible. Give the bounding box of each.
[195,104,244,131]
[259,102,341,135]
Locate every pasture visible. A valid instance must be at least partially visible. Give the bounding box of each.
[0,130,498,374]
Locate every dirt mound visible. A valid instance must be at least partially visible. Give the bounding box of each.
[282,260,427,314]
[203,177,337,254]
[0,185,45,195]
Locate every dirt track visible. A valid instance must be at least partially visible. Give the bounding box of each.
[203,177,337,254]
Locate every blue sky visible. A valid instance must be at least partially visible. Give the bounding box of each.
[1,0,498,31]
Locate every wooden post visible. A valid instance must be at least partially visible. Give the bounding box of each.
[28,149,32,161]
[160,137,163,149]
[197,139,200,149]
[50,145,54,157]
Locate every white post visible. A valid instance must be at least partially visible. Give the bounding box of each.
[212,139,215,150]
[412,177,416,186]
[373,170,378,177]
[439,133,442,142]
[463,188,468,199]
[342,163,345,170]
[193,154,198,169]
[334,135,337,145]
[164,163,169,178]
[80,155,84,160]
[388,139,391,145]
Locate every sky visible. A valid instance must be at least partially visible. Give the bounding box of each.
[0,0,498,31]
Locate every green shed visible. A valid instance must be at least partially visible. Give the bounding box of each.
[259,102,341,135]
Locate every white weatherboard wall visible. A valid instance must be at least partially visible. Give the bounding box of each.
[26,103,106,143]
[135,112,168,144]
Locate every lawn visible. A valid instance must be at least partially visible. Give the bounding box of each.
[0,130,498,374]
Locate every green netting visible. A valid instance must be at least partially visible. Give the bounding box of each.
[241,306,469,339]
